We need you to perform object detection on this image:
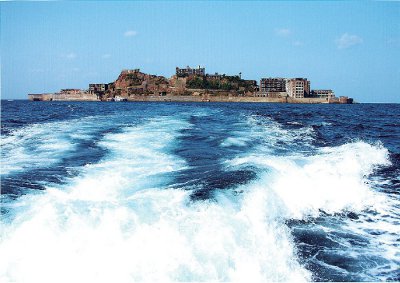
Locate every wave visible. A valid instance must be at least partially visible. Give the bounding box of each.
[223,116,398,280]
[221,114,316,153]
[227,141,390,218]
[1,110,398,282]
[0,114,312,282]
[0,116,107,176]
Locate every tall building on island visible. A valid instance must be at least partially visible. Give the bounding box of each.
[259,77,287,97]
[260,78,287,93]
[286,78,310,98]
[259,77,310,98]
[176,66,205,77]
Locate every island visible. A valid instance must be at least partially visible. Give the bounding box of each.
[28,66,353,104]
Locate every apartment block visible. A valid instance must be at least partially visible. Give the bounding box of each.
[260,78,287,93]
[286,78,310,98]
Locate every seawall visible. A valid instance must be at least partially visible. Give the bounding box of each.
[125,95,329,104]
[28,93,99,101]
[28,93,333,104]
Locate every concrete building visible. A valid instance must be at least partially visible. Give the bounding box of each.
[121,69,141,75]
[60,89,82,95]
[127,86,145,95]
[206,72,225,80]
[286,78,310,98]
[339,96,353,104]
[89,84,108,94]
[311,89,335,99]
[260,78,287,93]
[176,65,205,77]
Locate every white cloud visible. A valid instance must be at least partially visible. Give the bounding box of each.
[30,68,44,73]
[336,33,363,49]
[124,30,137,37]
[65,52,77,59]
[293,40,303,47]
[102,54,111,59]
[275,28,291,37]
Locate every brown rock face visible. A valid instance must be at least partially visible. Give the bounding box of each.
[104,69,258,100]
[107,69,170,98]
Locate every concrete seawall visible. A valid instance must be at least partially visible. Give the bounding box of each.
[125,95,328,104]
[52,93,99,101]
[28,93,99,101]
[28,94,55,101]
[28,93,334,104]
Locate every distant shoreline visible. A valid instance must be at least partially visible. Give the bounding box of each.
[7,99,400,104]
[26,94,353,104]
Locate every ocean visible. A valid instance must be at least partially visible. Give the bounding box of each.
[1,100,399,282]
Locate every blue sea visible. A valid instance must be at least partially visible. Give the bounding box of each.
[1,100,399,282]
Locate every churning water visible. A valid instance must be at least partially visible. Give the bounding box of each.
[1,101,399,282]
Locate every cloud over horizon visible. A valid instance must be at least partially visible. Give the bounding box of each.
[275,28,291,37]
[336,33,363,49]
[124,30,137,37]
[63,52,77,59]
[292,40,303,47]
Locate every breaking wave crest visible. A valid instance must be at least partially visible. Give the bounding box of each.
[227,141,390,219]
[222,114,398,281]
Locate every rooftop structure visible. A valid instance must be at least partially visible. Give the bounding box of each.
[121,69,141,74]
[60,89,82,95]
[176,65,205,77]
[206,72,225,80]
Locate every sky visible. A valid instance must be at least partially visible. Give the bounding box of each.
[1,1,399,102]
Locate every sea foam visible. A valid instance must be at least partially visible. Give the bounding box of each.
[0,115,311,282]
[1,111,396,282]
[0,116,103,176]
[222,115,398,281]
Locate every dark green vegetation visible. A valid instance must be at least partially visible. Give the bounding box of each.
[186,75,256,92]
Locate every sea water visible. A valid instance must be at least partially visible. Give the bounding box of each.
[1,101,399,282]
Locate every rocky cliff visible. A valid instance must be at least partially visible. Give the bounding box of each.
[103,69,258,99]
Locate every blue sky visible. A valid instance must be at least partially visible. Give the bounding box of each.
[1,1,399,102]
